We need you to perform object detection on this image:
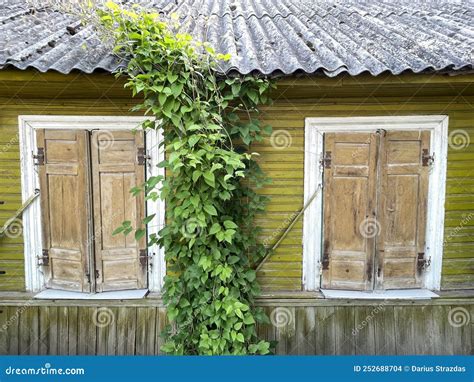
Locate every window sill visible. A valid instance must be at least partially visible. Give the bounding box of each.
[33,289,149,300]
[320,289,439,300]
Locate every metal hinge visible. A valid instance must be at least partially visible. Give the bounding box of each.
[417,252,431,274]
[38,249,49,266]
[422,149,434,166]
[139,249,151,267]
[33,148,45,165]
[137,147,150,165]
[322,240,330,270]
[320,151,332,169]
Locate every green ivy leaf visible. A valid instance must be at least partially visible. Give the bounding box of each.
[204,204,218,216]
[203,171,215,187]
[209,223,221,235]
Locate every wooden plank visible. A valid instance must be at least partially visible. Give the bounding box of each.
[374,305,396,355]
[116,307,128,355]
[67,306,78,355]
[155,307,167,355]
[58,306,69,355]
[46,306,58,355]
[28,306,39,355]
[38,305,50,355]
[271,306,295,355]
[78,307,96,355]
[0,306,7,354]
[413,305,435,355]
[106,307,118,355]
[394,306,415,355]
[297,306,316,355]
[354,306,376,355]
[314,306,336,355]
[334,306,355,355]
[451,307,471,355]
[6,306,19,354]
[95,307,116,355]
[136,308,156,355]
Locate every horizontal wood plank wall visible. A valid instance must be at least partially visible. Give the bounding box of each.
[0,70,473,291]
[0,301,472,355]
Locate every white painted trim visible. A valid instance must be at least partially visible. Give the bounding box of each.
[146,127,166,292]
[18,115,166,292]
[303,115,448,291]
[320,289,438,300]
[34,288,148,300]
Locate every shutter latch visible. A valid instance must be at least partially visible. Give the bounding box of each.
[422,149,434,166]
[417,252,431,274]
[33,148,45,165]
[38,249,49,266]
[320,151,332,169]
[137,147,150,165]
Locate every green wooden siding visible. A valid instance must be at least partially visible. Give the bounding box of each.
[0,70,473,291]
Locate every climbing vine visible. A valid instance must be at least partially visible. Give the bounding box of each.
[100,2,275,354]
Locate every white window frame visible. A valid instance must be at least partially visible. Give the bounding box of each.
[18,115,165,292]
[303,115,448,291]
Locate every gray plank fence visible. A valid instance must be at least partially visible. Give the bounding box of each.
[1,301,472,355]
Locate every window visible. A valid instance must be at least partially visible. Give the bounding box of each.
[303,116,448,293]
[19,116,165,293]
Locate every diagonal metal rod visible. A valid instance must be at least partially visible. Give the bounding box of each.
[255,184,322,272]
[0,189,40,236]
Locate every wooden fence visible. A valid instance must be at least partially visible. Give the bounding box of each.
[1,298,472,355]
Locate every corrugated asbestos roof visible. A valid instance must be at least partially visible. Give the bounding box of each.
[0,0,473,77]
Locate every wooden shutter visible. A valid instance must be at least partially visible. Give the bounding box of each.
[321,133,378,291]
[37,129,92,292]
[90,130,147,292]
[375,131,430,289]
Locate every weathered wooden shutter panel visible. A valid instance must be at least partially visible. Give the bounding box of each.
[375,131,430,289]
[322,132,378,291]
[90,130,147,291]
[37,129,91,292]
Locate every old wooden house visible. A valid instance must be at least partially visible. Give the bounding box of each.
[0,0,473,355]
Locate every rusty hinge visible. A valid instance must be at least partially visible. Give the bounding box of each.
[38,249,49,266]
[320,151,332,169]
[422,149,434,166]
[137,147,150,165]
[367,261,373,282]
[139,249,151,266]
[322,240,330,270]
[33,147,45,165]
[417,252,431,274]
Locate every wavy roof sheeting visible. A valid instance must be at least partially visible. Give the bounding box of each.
[0,0,473,76]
